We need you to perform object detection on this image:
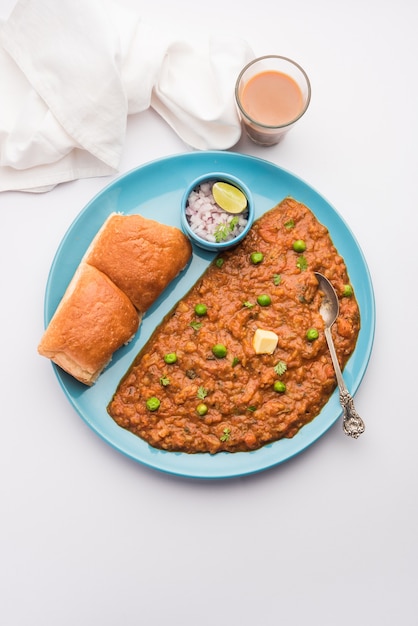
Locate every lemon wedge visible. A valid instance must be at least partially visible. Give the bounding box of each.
[212,182,248,214]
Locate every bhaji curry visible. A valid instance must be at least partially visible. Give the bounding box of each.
[107,197,360,453]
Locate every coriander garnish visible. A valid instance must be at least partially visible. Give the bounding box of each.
[220,428,231,442]
[274,360,287,377]
[214,217,239,242]
[197,386,208,400]
[284,219,295,229]
[296,255,308,271]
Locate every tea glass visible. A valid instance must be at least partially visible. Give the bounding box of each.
[235,55,311,146]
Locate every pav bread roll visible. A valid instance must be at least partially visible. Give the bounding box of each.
[38,263,140,386]
[83,212,192,312]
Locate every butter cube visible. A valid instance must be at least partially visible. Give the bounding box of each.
[253,329,279,354]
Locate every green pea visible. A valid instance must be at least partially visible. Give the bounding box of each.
[273,380,286,393]
[306,328,319,341]
[212,343,227,358]
[250,252,264,264]
[293,239,306,252]
[194,303,208,316]
[146,396,160,411]
[164,352,177,364]
[343,284,353,297]
[196,403,208,416]
[257,294,271,306]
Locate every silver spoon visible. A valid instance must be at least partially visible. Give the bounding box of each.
[314,272,365,438]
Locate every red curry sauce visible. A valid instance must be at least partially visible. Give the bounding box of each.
[107,198,360,453]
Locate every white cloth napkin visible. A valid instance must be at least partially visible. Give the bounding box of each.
[0,0,254,192]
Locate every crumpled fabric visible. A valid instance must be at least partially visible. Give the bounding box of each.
[0,0,254,192]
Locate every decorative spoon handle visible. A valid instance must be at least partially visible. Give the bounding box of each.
[324,327,365,438]
[340,389,365,439]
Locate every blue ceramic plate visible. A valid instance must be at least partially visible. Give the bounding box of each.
[44,151,375,479]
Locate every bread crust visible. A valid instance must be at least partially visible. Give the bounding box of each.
[39,212,192,385]
[84,213,192,312]
[38,263,140,385]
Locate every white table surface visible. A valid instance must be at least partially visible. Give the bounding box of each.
[1,0,417,624]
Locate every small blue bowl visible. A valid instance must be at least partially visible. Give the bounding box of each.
[180,172,255,252]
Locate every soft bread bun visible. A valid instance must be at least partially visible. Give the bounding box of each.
[38,263,140,386]
[83,213,192,312]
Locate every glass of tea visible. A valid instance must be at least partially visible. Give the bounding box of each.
[235,55,311,146]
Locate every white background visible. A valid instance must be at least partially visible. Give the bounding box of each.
[1,0,417,625]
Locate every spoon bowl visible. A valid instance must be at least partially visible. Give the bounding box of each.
[315,272,365,438]
[316,272,339,327]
